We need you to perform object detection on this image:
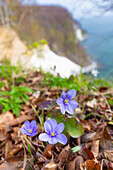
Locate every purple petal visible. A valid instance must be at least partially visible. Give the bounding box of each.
[62,91,65,96]
[30,131,37,137]
[66,89,76,99]
[55,123,64,134]
[39,133,49,142]
[56,134,67,145]
[21,127,31,136]
[44,120,52,134]
[32,125,38,132]
[24,121,31,130]
[66,103,75,115]
[48,137,58,145]
[21,127,37,137]
[60,104,66,115]
[57,97,63,105]
[21,127,28,135]
[49,119,57,131]
[31,120,37,127]
[69,100,78,109]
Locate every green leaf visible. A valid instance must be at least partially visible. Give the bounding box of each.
[0,81,5,89]
[28,143,32,156]
[71,145,81,153]
[20,86,33,93]
[65,117,84,138]
[12,105,21,116]
[47,110,64,123]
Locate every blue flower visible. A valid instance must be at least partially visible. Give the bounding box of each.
[39,119,67,145]
[21,120,38,137]
[57,89,78,115]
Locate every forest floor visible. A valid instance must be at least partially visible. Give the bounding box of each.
[0,64,113,170]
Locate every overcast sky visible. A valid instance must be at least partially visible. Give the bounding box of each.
[23,0,113,19]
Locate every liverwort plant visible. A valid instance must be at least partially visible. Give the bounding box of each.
[20,89,84,158]
[57,89,78,115]
[39,119,67,145]
[47,89,84,138]
[21,120,38,137]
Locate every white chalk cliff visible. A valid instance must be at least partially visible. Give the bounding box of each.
[0,27,96,78]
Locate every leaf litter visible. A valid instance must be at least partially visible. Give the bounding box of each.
[0,70,113,170]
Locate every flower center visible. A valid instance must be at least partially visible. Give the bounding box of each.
[64,99,68,104]
[28,129,32,133]
[51,132,55,137]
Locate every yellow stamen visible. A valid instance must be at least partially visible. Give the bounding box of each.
[29,129,32,133]
[51,132,55,136]
[64,99,68,103]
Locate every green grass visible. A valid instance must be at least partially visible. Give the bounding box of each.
[43,70,112,92]
[0,60,112,116]
[0,60,25,88]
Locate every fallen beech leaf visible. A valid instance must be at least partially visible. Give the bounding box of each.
[7,144,23,157]
[104,150,113,162]
[91,140,99,158]
[80,148,94,160]
[0,156,30,170]
[43,145,53,159]
[99,127,113,150]
[5,140,13,157]
[82,131,96,143]
[44,162,57,170]
[102,159,113,170]
[66,156,84,170]
[0,124,11,141]
[0,128,7,141]
[80,119,91,131]
[9,115,34,126]
[84,159,101,170]
[0,111,14,125]
[57,145,70,169]
[11,127,20,144]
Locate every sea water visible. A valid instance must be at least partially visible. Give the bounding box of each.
[80,16,113,80]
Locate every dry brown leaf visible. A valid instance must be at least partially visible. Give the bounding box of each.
[5,140,14,158]
[44,162,57,170]
[7,144,23,157]
[0,111,14,125]
[80,119,91,131]
[57,145,70,169]
[66,156,84,170]
[84,159,101,170]
[102,159,113,170]
[0,156,27,170]
[91,140,99,158]
[9,115,34,126]
[104,150,113,162]
[43,145,53,159]
[99,127,113,151]
[0,124,11,141]
[82,131,96,143]
[80,148,94,160]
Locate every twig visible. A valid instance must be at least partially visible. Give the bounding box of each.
[23,145,27,169]
[92,87,112,119]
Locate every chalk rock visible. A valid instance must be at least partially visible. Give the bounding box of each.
[0,27,96,78]
[0,26,31,67]
[30,45,81,78]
